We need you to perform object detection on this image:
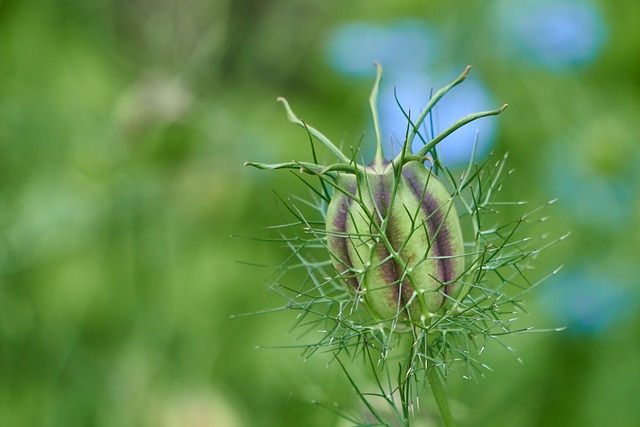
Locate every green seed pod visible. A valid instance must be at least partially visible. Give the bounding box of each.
[240,62,562,427]
[244,62,507,327]
[326,161,465,324]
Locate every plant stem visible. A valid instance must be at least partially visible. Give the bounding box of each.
[414,104,508,159]
[370,61,385,172]
[403,65,471,150]
[398,337,414,427]
[277,97,352,164]
[427,366,457,427]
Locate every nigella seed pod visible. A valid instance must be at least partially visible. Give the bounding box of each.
[326,161,465,323]
[244,62,507,327]
[241,61,563,427]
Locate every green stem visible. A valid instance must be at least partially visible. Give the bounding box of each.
[277,97,352,164]
[414,104,509,159]
[370,61,385,171]
[400,336,415,427]
[403,65,471,151]
[427,366,457,427]
[243,160,363,176]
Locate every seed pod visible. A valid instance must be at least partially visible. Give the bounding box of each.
[245,63,506,324]
[326,161,465,324]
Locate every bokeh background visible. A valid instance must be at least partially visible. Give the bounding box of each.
[1,0,639,426]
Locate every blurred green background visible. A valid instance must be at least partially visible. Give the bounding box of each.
[1,0,639,426]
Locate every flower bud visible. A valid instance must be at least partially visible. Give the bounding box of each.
[326,161,465,324]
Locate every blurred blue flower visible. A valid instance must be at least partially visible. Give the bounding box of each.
[493,0,607,70]
[539,267,636,335]
[324,19,438,77]
[547,138,634,229]
[325,20,498,166]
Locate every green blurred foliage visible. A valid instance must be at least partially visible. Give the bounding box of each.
[1,0,639,426]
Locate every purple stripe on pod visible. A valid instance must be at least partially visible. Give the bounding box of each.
[325,161,465,323]
[401,166,457,287]
[327,181,360,289]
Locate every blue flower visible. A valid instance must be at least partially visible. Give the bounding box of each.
[492,0,607,70]
[539,267,636,335]
[324,19,438,77]
[325,20,498,166]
